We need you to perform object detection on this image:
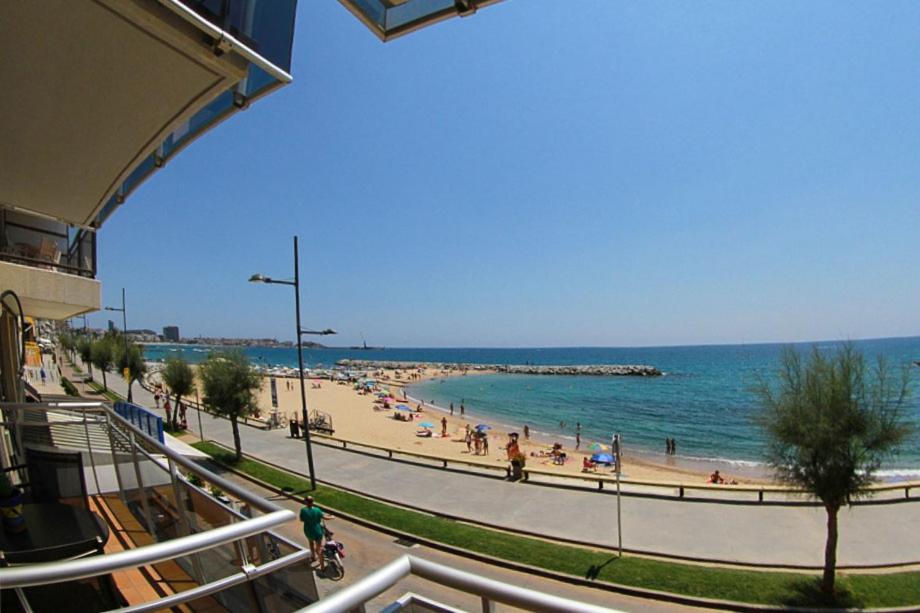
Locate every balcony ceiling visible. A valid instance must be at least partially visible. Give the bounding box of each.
[0,0,248,227]
[339,0,503,41]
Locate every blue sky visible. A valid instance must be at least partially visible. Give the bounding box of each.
[91,1,920,347]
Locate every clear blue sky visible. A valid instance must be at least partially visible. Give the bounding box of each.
[91,1,920,347]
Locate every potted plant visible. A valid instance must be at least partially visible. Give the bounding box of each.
[509,452,526,481]
[0,473,26,533]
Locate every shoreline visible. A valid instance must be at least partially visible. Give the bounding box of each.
[147,361,918,483]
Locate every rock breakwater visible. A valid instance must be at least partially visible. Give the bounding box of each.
[336,359,661,377]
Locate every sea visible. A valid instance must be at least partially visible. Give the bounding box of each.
[143,337,920,478]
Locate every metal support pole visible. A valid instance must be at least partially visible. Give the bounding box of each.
[613,432,623,558]
[169,457,207,585]
[83,413,101,495]
[122,288,132,403]
[294,237,317,490]
[480,596,494,613]
[105,416,126,502]
[128,431,158,537]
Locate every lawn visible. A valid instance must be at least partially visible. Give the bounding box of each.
[192,440,920,608]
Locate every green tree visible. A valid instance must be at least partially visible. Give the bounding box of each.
[198,350,260,461]
[90,336,115,390]
[58,331,76,362]
[115,338,146,403]
[161,357,195,430]
[77,336,93,379]
[755,344,913,594]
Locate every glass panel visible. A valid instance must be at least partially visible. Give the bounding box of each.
[0,209,95,277]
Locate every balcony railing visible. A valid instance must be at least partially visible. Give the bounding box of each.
[303,554,617,613]
[0,209,96,278]
[0,401,315,612]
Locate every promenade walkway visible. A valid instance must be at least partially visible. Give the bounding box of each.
[77,361,920,568]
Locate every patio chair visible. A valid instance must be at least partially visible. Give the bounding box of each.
[25,447,89,509]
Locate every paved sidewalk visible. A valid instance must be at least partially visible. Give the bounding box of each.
[86,360,920,568]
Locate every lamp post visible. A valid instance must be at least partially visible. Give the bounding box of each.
[249,236,336,490]
[104,288,132,402]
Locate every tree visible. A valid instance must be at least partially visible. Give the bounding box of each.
[77,336,93,379]
[58,331,76,362]
[114,337,146,403]
[161,357,195,430]
[90,336,115,390]
[755,343,913,594]
[198,350,260,461]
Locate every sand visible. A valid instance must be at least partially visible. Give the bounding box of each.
[251,367,769,485]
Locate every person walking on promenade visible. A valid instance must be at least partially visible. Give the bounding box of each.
[40,367,46,386]
[154,388,161,410]
[523,424,530,440]
[300,496,333,571]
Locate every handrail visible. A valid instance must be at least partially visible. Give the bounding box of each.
[310,432,509,474]
[2,401,286,514]
[0,510,293,589]
[302,554,617,613]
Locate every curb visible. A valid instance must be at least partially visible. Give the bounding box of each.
[196,441,920,613]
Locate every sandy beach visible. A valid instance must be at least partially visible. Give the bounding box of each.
[248,367,769,485]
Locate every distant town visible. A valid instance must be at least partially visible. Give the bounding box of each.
[75,322,326,349]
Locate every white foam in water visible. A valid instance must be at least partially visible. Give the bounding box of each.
[681,455,765,468]
[874,469,920,480]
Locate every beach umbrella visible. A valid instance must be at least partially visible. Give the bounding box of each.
[475,424,492,431]
[396,405,413,412]
[588,443,608,452]
[419,421,435,428]
[591,453,614,464]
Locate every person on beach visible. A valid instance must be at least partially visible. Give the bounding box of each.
[465,427,473,453]
[523,425,530,440]
[482,433,489,455]
[300,496,333,571]
[665,438,671,455]
[709,470,725,484]
[460,403,465,417]
[450,402,454,416]
[575,432,581,450]
[40,367,46,385]
[473,433,481,455]
[576,422,581,435]
[672,438,677,455]
[441,416,448,437]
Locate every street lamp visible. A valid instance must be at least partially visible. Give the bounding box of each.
[250,236,336,490]
[104,287,132,403]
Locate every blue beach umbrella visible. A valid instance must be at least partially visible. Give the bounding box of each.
[419,421,435,428]
[475,424,491,431]
[591,453,614,465]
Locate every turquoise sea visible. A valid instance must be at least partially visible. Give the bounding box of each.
[143,337,920,475]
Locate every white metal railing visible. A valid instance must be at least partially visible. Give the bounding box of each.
[302,555,619,613]
[0,400,311,610]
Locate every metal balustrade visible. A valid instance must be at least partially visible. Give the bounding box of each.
[0,401,316,611]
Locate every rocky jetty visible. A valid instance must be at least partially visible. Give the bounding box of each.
[336,360,661,377]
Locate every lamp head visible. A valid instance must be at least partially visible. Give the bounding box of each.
[322,329,337,336]
[249,273,270,284]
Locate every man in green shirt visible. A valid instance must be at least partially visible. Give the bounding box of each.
[299,496,331,570]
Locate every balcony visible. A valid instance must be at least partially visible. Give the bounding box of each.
[338,0,503,41]
[1,0,297,230]
[0,209,99,320]
[0,400,316,612]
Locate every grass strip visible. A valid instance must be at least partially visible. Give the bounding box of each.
[192,441,920,609]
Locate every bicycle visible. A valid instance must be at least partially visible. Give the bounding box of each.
[321,528,345,581]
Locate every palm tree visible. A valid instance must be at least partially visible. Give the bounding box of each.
[115,338,146,404]
[90,336,115,390]
[198,350,260,461]
[161,357,195,430]
[755,343,913,594]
